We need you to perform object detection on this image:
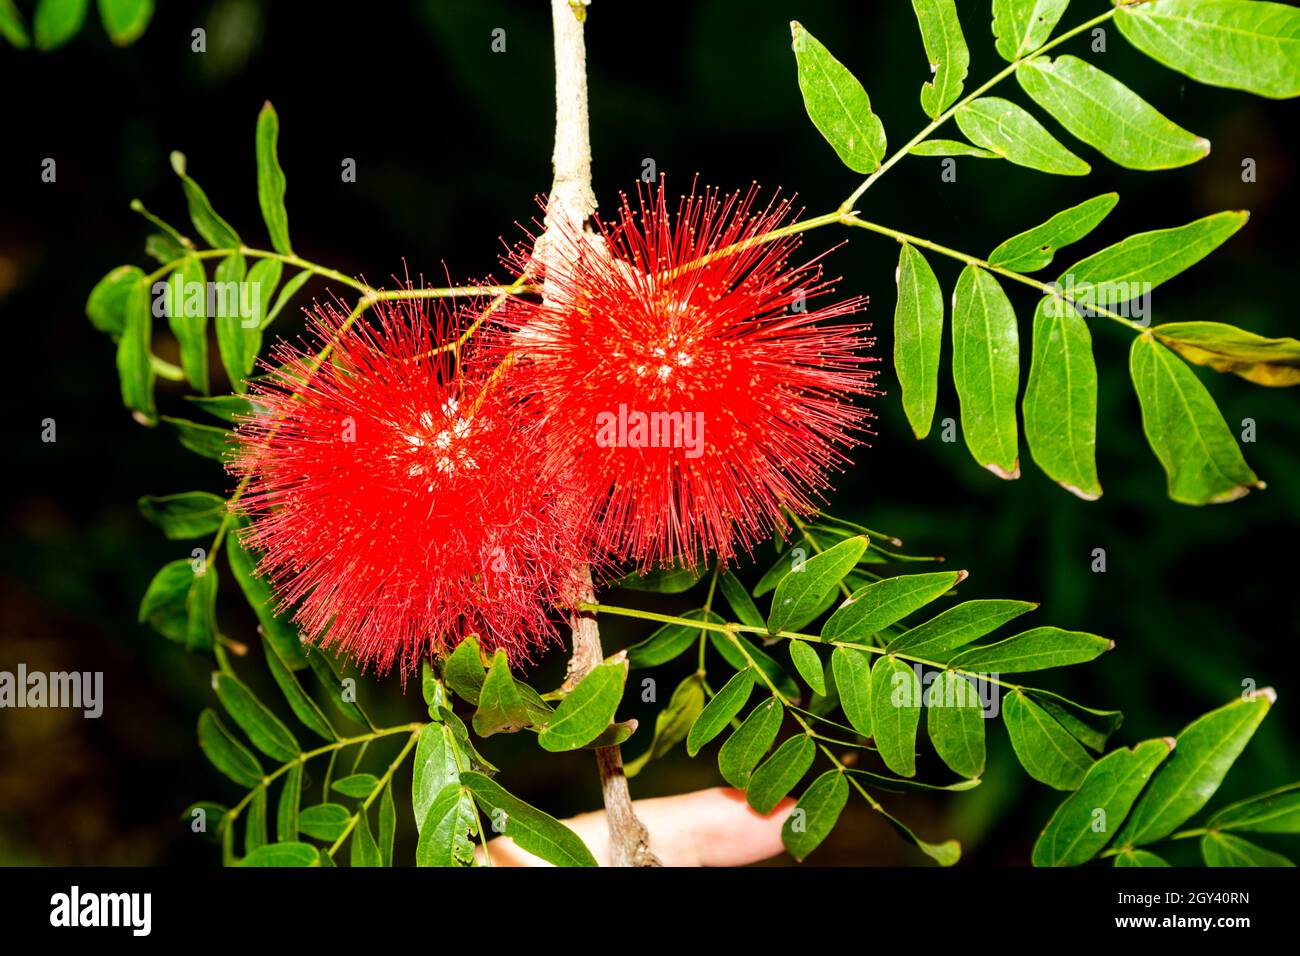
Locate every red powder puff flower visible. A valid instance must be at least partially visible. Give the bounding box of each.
[496,181,877,569]
[229,294,589,673]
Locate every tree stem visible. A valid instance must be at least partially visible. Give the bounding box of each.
[546,0,660,867]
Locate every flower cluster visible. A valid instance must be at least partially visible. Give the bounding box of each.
[230,182,876,671]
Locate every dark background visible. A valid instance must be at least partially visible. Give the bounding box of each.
[1,0,1296,866]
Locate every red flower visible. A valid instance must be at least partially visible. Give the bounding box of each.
[497,182,876,569]
[229,295,588,673]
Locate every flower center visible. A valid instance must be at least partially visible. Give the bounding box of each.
[402,397,479,487]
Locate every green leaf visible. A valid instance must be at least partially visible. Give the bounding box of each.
[1201,832,1293,867]
[503,680,550,729]
[1153,321,1300,387]
[583,720,636,749]
[184,801,228,845]
[845,769,982,793]
[1130,334,1262,505]
[277,762,302,842]
[989,193,1119,273]
[138,492,225,540]
[789,642,825,695]
[1023,298,1100,500]
[34,0,88,50]
[255,101,293,254]
[1003,688,1094,790]
[145,232,186,264]
[782,769,848,862]
[1032,738,1174,867]
[687,669,754,757]
[926,670,986,779]
[1208,783,1300,834]
[378,779,396,867]
[992,0,1070,61]
[197,708,263,787]
[1026,688,1123,752]
[718,698,784,789]
[440,707,496,773]
[170,151,241,248]
[213,253,254,392]
[747,734,816,814]
[460,772,597,867]
[830,646,873,738]
[226,255,279,377]
[299,803,350,841]
[949,626,1113,673]
[186,394,254,423]
[790,21,887,173]
[443,636,486,705]
[163,256,209,394]
[185,562,218,652]
[871,656,922,777]
[472,650,532,736]
[213,672,299,762]
[755,548,799,597]
[239,842,318,867]
[626,674,705,776]
[824,570,963,644]
[162,416,229,462]
[1115,690,1274,847]
[417,784,478,867]
[615,566,702,593]
[719,571,765,628]
[1016,55,1210,169]
[116,276,156,425]
[138,559,194,642]
[351,809,381,867]
[229,532,307,669]
[264,268,312,329]
[877,805,962,866]
[626,609,721,668]
[889,599,1037,657]
[1059,211,1247,305]
[262,636,335,741]
[1115,0,1300,99]
[769,535,868,633]
[539,661,626,752]
[909,139,999,158]
[332,774,378,799]
[893,243,944,439]
[952,265,1020,479]
[1114,848,1170,867]
[97,0,152,45]
[911,0,969,119]
[708,632,800,701]
[413,723,461,831]
[246,789,268,854]
[86,264,144,336]
[955,96,1089,175]
[0,0,31,48]
[305,653,371,729]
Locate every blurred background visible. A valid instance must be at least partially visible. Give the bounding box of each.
[1,0,1297,866]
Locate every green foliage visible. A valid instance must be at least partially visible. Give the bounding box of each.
[1033,690,1292,867]
[951,265,1020,478]
[910,0,968,119]
[605,513,1123,864]
[790,21,886,173]
[12,0,153,49]
[97,11,1300,871]
[954,97,1088,175]
[537,661,626,752]
[892,243,944,439]
[786,0,1299,505]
